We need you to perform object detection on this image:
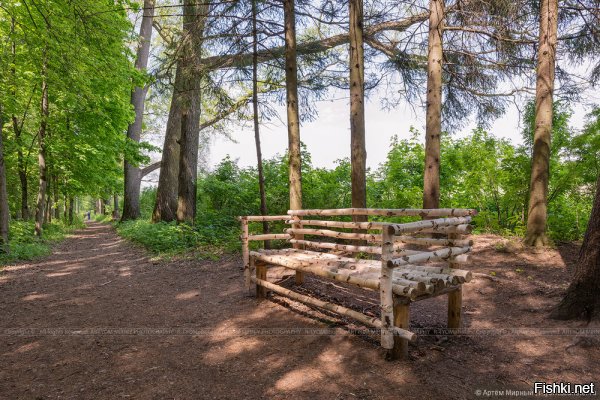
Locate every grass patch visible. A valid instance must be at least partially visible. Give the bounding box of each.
[0,218,86,266]
[115,218,240,259]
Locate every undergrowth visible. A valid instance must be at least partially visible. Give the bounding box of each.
[0,218,86,266]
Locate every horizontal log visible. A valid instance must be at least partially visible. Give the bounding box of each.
[449,254,470,264]
[239,215,291,222]
[289,239,382,254]
[388,246,472,268]
[286,228,381,242]
[389,217,472,235]
[247,233,292,241]
[252,253,419,299]
[396,236,473,247]
[395,269,460,285]
[287,219,386,230]
[400,264,472,282]
[251,276,416,342]
[420,224,473,234]
[287,208,477,217]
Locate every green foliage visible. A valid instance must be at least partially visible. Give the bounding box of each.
[0,219,84,265]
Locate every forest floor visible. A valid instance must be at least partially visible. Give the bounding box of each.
[0,222,599,399]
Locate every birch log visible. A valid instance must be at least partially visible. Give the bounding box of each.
[388,246,471,267]
[380,226,395,350]
[287,208,476,217]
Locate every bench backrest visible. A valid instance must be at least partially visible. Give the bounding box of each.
[240,208,476,260]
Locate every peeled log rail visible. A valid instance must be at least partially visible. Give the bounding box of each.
[251,253,420,298]
[396,236,473,247]
[389,217,472,235]
[420,224,473,234]
[239,215,290,222]
[287,208,476,217]
[388,246,472,268]
[399,264,472,282]
[247,233,292,241]
[286,228,381,242]
[287,219,386,230]
[290,239,382,254]
[250,276,416,341]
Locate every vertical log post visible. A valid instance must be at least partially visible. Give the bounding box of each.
[256,261,267,299]
[241,217,251,294]
[380,225,395,358]
[292,215,304,285]
[447,232,462,329]
[392,298,410,359]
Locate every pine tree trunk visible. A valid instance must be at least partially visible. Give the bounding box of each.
[252,0,270,249]
[525,0,557,247]
[152,65,183,223]
[349,0,367,217]
[122,0,155,221]
[0,107,10,253]
[176,0,207,224]
[34,53,49,238]
[551,174,600,320]
[283,0,302,211]
[423,0,444,210]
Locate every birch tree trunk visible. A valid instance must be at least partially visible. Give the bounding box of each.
[525,0,558,247]
[152,65,183,223]
[34,52,49,238]
[349,0,367,216]
[551,173,600,320]
[122,0,155,221]
[283,0,302,211]
[0,107,9,253]
[252,0,270,248]
[423,0,444,210]
[176,0,208,224]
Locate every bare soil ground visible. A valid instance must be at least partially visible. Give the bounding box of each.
[0,222,598,399]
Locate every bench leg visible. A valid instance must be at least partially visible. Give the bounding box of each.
[294,271,304,285]
[447,286,462,329]
[391,299,410,360]
[256,262,267,299]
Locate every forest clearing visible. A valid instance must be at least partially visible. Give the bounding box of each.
[1,0,599,398]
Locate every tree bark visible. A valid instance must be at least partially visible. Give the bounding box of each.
[11,17,29,220]
[68,196,74,225]
[0,107,10,253]
[423,0,444,210]
[252,0,270,248]
[284,0,302,211]
[551,173,600,320]
[122,0,155,221]
[176,0,207,224]
[525,0,557,247]
[349,0,367,218]
[53,175,59,219]
[152,65,183,223]
[113,194,120,219]
[34,52,49,238]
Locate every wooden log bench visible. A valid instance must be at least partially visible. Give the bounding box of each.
[239,208,477,360]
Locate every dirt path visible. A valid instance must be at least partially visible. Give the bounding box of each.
[0,223,598,399]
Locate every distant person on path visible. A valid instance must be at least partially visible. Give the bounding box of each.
[87,211,91,220]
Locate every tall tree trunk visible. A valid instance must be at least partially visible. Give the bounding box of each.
[45,182,52,223]
[252,0,270,249]
[68,196,74,225]
[551,173,600,320]
[53,175,59,219]
[349,0,367,217]
[525,0,558,247]
[113,194,120,219]
[283,0,302,211]
[34,53,49,238]
[152,65,183,223]
[122,0,155,221]
[176,0,207,224]
[423,0,444,210]
[0,107,10,253]
[11,17,29,220]
[63,193,67,220]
